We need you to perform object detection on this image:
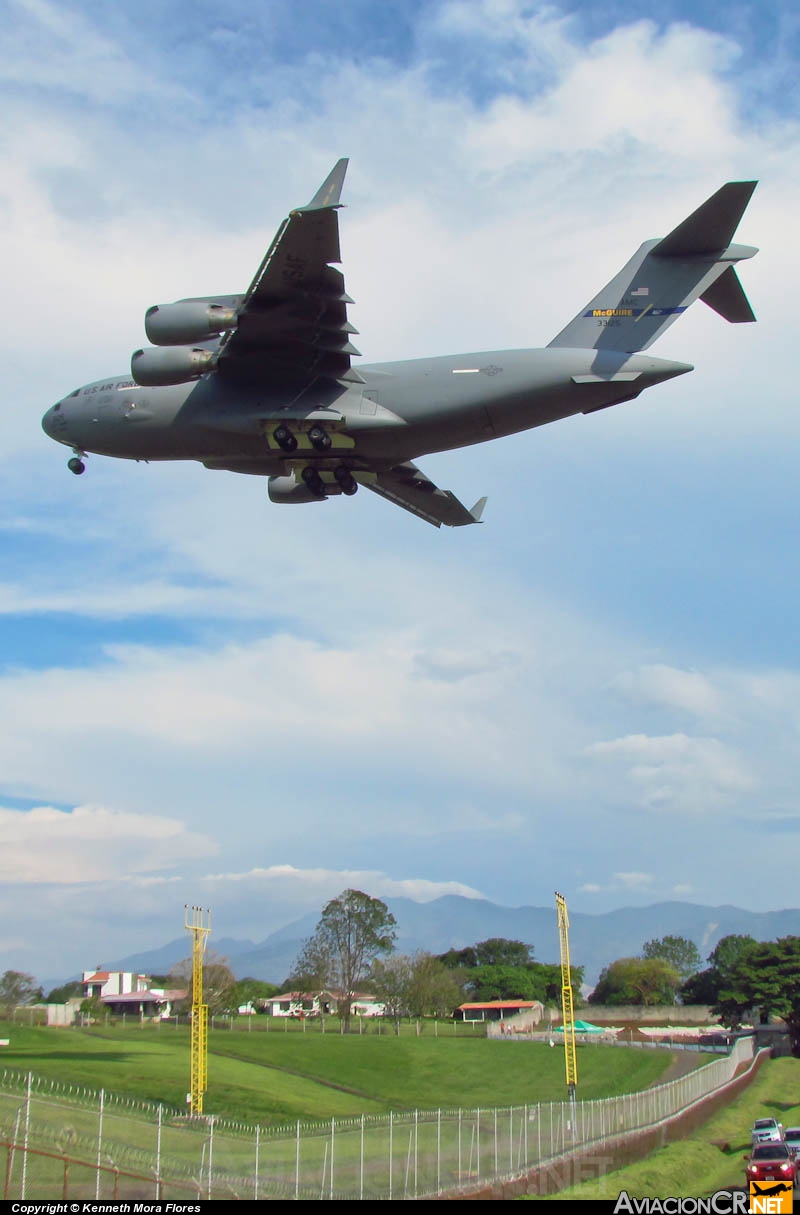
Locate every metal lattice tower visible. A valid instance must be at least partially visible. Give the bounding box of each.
[184,905,211,1116]
[555,891,578,1112]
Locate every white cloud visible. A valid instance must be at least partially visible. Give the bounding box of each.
[613,871,655,889]
[586,732,754,811]
[0,803,216,883]
[611,665,724,718]
[198,864,485,903]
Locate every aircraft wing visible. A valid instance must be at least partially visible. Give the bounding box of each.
[361,462,487,528]
[217,159,362,388]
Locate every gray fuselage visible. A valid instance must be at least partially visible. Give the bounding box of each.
[43,347,691,475]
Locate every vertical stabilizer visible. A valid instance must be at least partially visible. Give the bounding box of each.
[548,182,758,352]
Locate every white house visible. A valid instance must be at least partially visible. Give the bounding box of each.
[268,990,385,1018]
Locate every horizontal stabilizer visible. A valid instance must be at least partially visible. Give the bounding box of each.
[654,181,757,257]
[700,265,756,323]
[301,158,349,212]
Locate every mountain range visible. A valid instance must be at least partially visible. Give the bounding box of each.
[109,896,800,986]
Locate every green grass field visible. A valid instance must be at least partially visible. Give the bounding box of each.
[523,1055,800,1200]
[0,1019,694,1125]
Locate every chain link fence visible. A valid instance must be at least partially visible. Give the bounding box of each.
[0,1036,755,1200]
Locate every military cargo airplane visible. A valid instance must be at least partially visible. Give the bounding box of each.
[42,162,757,528]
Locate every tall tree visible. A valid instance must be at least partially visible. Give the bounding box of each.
[169,951,237,1014]
[681,934,757,1005]
[590,957,682,1006]
[0,971,42,1014]
[642,936,702,981]
[370,955,413,1034]
[474,939,535,967]
[406,952,463,1018]
[713,936,800,1056]
[291,889,397,1031]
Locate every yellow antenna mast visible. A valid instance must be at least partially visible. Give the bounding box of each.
[184,905,211,1116]
[555,892,578,1120]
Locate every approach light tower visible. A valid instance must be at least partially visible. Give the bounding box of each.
[185,905,211,1116]
[555,892,578,1121]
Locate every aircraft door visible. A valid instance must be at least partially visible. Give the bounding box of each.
[360,389,378,416]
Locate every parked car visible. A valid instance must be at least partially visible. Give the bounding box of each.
[745,1142,796,1188]
[783,1127,800,1161]
[752,1117,784,1145]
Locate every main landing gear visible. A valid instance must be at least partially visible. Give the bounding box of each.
[67,456,85,475]
[334,466,358,496]
[301,466,359,498]
[272,424,298,453]
[308,425,332,452]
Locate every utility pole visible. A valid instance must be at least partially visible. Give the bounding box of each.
[555,892,578,1127]
[185,905,211,1116]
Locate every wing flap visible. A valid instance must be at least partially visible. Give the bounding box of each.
[361,462,485,528]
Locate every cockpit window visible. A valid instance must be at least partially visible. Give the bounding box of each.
[69,388,81,397]
[53,403,61,412]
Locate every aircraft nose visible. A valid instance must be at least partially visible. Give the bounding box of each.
[42,402,69,442]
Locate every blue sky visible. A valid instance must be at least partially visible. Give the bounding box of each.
[2,0,799,982]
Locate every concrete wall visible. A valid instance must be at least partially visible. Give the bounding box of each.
[571,1005,719,1025]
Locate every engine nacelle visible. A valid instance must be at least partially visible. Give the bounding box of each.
[144,300,238,346]
[268,474,326,504]
[131,345,216,387]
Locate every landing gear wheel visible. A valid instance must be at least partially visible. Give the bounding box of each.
[67,457,85,475]
[334,466,358,496]
[301,466,327,497]
[273,424,298,453]
[308,425,332,452]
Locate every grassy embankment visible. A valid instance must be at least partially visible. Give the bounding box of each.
[0,1019,698,1124]
[524,1055,800,1200]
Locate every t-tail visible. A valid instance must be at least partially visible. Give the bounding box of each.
[548,181,758,353]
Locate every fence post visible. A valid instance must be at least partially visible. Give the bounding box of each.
[389,1110,393,1202]
[96,1087,105,1198]
[414,1108,418,1199]
[476,1107,480,1178]
[20,1071,31,1199]
[458,1108,462,1184]
[494,1107,498,1176]
[155,1103,162,1195]
[437,1108,441,1193]
[294,1120,299,1202]
[255,1124,260,1202]
[330,1117,334,1200]
[207,1115,214,1199]
[360,1113,364,1200]
[509,1105,513,1174]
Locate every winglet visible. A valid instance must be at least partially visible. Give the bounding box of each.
[300,158,349,212]
[470,496,488,523]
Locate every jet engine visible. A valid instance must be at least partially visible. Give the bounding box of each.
[144,300,238,346]
[268,474,327,504]
[131,345,216,387]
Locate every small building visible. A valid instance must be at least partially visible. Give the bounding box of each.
[82,969,149,1000]
[100,988,187,1018]
[456,999,544,1024]
[268,990,384,1018]
[81,968,186,1018]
